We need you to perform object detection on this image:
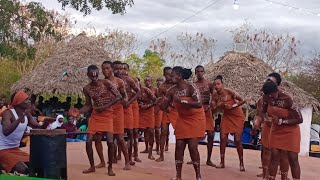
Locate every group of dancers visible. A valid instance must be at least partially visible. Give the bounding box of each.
[67,60,303,180]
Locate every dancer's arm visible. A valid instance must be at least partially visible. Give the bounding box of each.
[79,87,92,114]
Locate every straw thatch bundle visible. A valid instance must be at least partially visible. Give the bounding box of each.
[11,33,109,95]
[205,51,320,112]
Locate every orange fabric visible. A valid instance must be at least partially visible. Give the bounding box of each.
[139,107,155,128]
[174,97,206,139]
[124,104,134,129]
[0,148,29,173]
[221,97,244,134]
[267,106,300,153]
[162,107,178,128]
[9,90,28,108]
[87,108,113,134]
[261,121,272,148]
[155,110,163,128]
[132,101,140,129]
[113,103,124,134]
[205,109,214,131]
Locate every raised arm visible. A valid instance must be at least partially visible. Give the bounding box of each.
[79,87,92,114]
[127,77,141,104]
[175,84,202,108]
[160,88,174,112]
[1,111,23,136]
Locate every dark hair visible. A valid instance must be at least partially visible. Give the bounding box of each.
[113,61,122,65]
[195,65,204,71]
[87,65,98,72]
[102,60,113,68]
[172,66,192,80]
[262,80,278,95]
[268,72,282,86]
[122,63,129,69]
[163,67,172,74]
[214,75,223,83]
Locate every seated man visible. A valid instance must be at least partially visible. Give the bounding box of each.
[0,91,51,174]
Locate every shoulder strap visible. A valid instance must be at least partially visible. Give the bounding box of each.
[10,109,19,120]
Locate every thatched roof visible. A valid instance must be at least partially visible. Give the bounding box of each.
[205,51,320,112]
[11,33,109,95]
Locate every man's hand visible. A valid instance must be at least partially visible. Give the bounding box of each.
[94,106,105,113]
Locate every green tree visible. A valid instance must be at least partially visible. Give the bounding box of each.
[124,50,165,81]
[57,0,134,16]
[0,0,70,60]
[0,59,21,97]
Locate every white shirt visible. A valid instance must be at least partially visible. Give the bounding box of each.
[0,109,28,150]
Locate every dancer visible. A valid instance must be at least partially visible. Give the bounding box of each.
[100,60,131,170]
[262,80,302,180]
[161,66,205,180]
[156,67,178,162]
[122,63,142,162]
[76,65,122,175]
[113,61,140,165]
[212,75,246,171]
[153,77,164,154]
[138,76,157,160]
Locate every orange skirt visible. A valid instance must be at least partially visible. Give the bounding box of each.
[132,101,140,129]
[155,110,163,128]
[139,107,155,128]
[268,106,301,153]
[261,121,272,148]
[0,148,29,173]
[162,107,178,128]
[87,108,114,134]
[124,104,134,129]
[205,109,214,131]
[113,103,124,134]
[221,106,244,134]
[175,97,206,139]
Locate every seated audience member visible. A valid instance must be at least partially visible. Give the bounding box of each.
[60,116,83,142]
[241,121,254,144]
[47,115,64,130]
[311,124,320,145]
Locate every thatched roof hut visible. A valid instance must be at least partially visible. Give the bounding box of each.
[205,51,320,112]
[11,33,109,95]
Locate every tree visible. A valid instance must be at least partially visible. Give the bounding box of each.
[57,0,134,16]
[124,50,165,81]
[0,0,70,60]
[0,59,21,97]
[172,32,216,68]
[230,22,301,72]
[97,29,136,61]
[149,38,172,61]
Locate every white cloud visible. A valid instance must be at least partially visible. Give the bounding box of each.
[25,0,320,59]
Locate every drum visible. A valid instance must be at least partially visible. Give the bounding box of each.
[29,129,67,179]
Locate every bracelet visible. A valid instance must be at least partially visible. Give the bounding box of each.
[181,100,188,104]
[232,104,238,108]
[278,118,283,125]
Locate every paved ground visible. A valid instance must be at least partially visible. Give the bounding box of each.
[65,142,319,180]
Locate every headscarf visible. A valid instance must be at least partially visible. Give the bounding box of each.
[9,90,29,108]
[48,115,64,130]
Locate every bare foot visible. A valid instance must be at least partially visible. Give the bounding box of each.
[95,163,105,168]
[215,163,225,169]
[206,161,216,167]
[187,161,193,165]
[82,167,95,174]
[108,168,116,176]
[148,155,155,160]
[134,157,142,162]
[123,163,131,170]
[140,149,148,153]
[165,146,169,151]
[256,172,263,177]
[156,150,160,155]
[240,165,245,172]
[155,157,164,162]
[129,160,135,165]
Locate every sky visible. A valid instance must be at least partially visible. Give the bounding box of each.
[26,0,320,61]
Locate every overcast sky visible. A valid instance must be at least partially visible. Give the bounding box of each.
[26,0,320,61]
